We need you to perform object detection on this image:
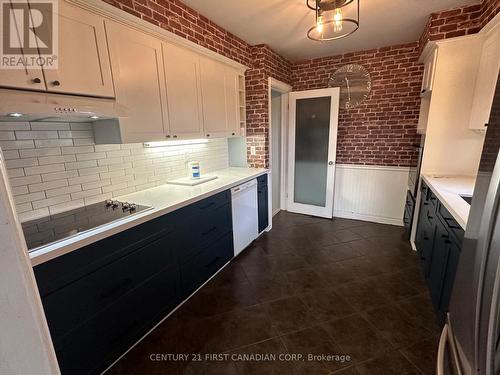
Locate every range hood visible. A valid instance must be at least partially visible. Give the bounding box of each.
[0,89,126,122]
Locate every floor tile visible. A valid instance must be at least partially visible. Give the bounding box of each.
[299,288,355,322]
[362,304,434,348]
[322,314,393,362]
[355,350,421,375]
[399,337,439,375]
[285,268,329,293]
[335,279,391,311]
[264,296,319,335]
[231,337,296,375]
[281,326,351,374]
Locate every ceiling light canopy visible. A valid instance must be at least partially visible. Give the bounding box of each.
[307,0,359,42]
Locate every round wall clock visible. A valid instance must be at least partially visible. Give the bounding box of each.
[329,64,372,109]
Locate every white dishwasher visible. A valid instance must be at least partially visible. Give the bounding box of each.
[231,179,259,256]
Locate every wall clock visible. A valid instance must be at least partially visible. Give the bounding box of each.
[329,64,372,109]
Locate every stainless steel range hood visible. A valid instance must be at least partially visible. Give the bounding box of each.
[0,89,126,122]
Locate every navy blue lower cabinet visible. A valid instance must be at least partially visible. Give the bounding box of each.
[180,232,234,297]
[257,174,269,233]
[33,189,234,375]
[414,181,464,325]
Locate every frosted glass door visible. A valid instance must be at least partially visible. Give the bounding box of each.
[287,88,339,218]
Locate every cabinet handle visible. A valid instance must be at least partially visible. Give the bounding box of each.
[445,239,452,244]
[441,234,449,239]
[100,277,133,299]
[199,201,216,210]
[110,319,139,345]
[32,77,41,84]
[421,89,426,94]
[202,226,217,236]
[427,213,433,220]
[423,202,429,206]
[232,132,235,136]
[52,80,61,86]
[204,256,221,269]
[173,135,177,138]
[166,135,171,138]
[206,134,210,137]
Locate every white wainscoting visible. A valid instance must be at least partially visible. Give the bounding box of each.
[333,164,409,226]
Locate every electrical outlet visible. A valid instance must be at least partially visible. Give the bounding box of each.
[250,146,256,155]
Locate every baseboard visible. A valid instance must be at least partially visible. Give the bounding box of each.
[333,210,404,226]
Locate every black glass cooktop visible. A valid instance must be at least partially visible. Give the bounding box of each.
[22,200,151,251]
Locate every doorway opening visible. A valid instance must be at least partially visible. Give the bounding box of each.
[268,78,292,221]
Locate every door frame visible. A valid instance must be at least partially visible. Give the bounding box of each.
[287,87,340,218]
[268,77,292,221]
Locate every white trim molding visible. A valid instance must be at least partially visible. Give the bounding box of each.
[333,164,410,226]
[66,0,249,72]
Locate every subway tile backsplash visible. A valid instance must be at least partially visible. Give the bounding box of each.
[0,122,229,222]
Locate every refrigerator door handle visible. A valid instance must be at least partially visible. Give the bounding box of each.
[437,323,464,375]
[437,324,449,375]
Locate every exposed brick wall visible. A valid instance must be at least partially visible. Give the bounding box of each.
[102,0,292,168]
[291,43,423,167]
[245,45,292,168]
[102,0,253,66]
[418,0,500,55]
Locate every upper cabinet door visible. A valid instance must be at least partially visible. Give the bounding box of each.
[43,3,114,97]
[0,2,45,91]
[200,57,228,136]
[469,28,500,130]
[162,42,203,139]
[225,68,240,136]
[105,20,168,142]
[421,48,438,95]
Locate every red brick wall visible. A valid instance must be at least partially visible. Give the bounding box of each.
[418,0,500,55]
[291,43,423,167]
[245,45,291,168]
[102,0,291,168]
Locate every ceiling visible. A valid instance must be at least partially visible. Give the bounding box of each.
[181,0,479,61]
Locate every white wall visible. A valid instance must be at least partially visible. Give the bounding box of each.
[271,93,281,214]
[333,164,409,226]
[0,121,229,222]
[0,151,59,375]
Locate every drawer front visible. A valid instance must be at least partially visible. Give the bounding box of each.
[258,185,269,232]
[421,181,430,202]
[177,190,230,220]
[42,234,179,341]
[180,233,233,297]
[34,212,178,297]
[257,174,268,189]
[437,202,464,244]
[55,264,180,375]
[178,203,232,263]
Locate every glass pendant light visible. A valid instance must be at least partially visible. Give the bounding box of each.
[307,0,359,41]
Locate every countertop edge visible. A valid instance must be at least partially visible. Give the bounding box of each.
[421,174,471,230]
[29,168,268,266]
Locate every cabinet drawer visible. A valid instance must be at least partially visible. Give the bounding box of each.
[421,181,430,202]
[257,174,268,188]
[178,203,232,263]
[54,264,180,375]
[34,212,177,297]
[178,190,230,220]
[180,233,233,297]
[42,235,179,341]
[437,202,464,244]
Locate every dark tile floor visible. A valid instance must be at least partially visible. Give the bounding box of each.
[107,211,441,375]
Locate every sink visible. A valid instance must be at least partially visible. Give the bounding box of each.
[460,195,472,205]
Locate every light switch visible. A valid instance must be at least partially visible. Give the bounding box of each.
[250,146,256,155]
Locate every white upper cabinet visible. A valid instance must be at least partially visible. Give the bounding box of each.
[200,56,228,137]
[200,57,242,137]
[421,47,438,96]
[0,2,45,91]
[105,20,169,143]
[469,25,500,130]
[162,42,203,139]
[43,3,114,97]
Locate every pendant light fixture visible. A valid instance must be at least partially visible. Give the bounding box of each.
[307,0,359,41]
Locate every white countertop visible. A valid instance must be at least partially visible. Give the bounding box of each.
[421,174,476,230]
[29,167,268,266]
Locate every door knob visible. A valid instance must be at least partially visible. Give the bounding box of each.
[328,161,334,165]
[52,80,61,86]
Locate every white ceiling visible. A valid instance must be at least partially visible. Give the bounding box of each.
[182,0,478,61]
